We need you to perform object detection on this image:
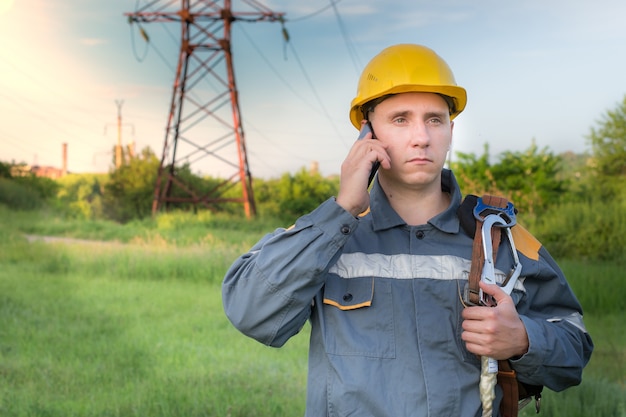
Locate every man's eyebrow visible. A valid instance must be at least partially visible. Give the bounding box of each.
[388,110,412,119]
[387,109,448,120]
[424,110,449,119]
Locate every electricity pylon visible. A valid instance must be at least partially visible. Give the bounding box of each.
[125,1,284,218]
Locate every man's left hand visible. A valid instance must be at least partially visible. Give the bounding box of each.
[461,281,529,360]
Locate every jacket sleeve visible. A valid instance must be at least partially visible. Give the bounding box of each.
[222,198,359,347]
[509,228,594,391]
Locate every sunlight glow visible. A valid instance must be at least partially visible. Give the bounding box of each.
[0,0,15,15]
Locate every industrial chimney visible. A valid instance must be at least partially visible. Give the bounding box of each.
[62,143,67,176]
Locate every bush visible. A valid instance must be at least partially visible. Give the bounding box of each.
[255,168,339,223]
[55,174,106,220]
[0,178,44,210]
[529,197,626,262]
[102,148,159,223]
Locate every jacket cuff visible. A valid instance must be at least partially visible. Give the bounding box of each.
[301,197,360,240]
[508,315,545,380]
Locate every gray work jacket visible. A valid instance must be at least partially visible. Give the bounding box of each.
[222,169,593,417]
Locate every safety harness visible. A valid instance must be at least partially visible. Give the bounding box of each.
[458,194,543,417]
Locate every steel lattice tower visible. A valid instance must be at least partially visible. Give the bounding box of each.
[125,1,284,218]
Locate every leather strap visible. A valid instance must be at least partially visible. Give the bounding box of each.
[497,360,520,417]
[467,194,520,417]
[467,195,508,305]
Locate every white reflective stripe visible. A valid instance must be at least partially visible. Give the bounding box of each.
[330,253,525,291]
[547,312,588,333]
[330,253,469,280]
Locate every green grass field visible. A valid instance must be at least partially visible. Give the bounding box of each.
[1,208,624,417]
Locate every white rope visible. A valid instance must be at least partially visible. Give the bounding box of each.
[480,356,498,417]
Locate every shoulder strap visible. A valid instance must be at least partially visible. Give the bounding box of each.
[462,194,543,416]
[497,360,520,417]
[466,194,508,306]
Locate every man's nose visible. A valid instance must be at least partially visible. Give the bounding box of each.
[410,122,430,147]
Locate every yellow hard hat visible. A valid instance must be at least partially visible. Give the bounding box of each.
[349,44,467,129]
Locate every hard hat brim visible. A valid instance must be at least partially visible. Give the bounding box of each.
[349,84,467,129]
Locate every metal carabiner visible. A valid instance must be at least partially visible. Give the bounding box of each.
[479,214,522,306]
[473,197,517,227]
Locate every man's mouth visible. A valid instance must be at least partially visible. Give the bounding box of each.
[407,156,432,164]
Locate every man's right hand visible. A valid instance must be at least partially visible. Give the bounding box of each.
[336,123,390,216]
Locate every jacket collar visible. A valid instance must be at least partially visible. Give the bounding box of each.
[369,168,462,234]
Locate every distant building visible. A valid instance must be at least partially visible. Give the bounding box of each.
[31,165,66,179]
[10,143,68,179]
[10,164,66,179]
[310,161,319,175]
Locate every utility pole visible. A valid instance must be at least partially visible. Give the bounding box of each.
[115,99,124,168]
[125,1,284,218]
[105,100,134,169]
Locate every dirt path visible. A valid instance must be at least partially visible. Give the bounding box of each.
[24,235,121,246]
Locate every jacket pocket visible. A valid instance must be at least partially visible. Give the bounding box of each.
[322,276,395,358]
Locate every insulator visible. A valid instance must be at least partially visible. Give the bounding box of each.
[140,27,149,42]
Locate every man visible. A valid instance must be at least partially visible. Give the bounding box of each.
[222,44,593,417]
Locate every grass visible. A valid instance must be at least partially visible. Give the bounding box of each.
[559,259,626,316]
[1,206,624,416]
[0,243,308,417]
[6,206,282,248]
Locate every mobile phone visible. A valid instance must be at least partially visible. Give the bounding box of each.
[357,122,380,187]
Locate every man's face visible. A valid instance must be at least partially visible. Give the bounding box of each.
[369,92,453,190]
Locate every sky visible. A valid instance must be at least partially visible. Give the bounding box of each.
[1,0,626,179]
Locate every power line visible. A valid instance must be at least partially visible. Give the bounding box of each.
[128,20,150,62]
[329,0,362,74]
[125,1,356,179]
[127,12,227,105]
[0,45,105,127]
[0,91,102,152]
[0,132,43,155]
[239,4,357,152]
[287,0,344,22]
[284,38,350,149]
[280,1,361,75]
[245,120,315,161]
[237,25,323,118]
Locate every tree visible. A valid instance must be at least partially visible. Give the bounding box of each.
[255,168,339,222]
[451,142,567,216]
[587,95,626,196]
[0,161,60,210]
[55,174,106,220]
[103,147,159,222]
[491,142,567,215]
[0,161,11,178]
[165,164,232,213]
[451,144,499,195]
